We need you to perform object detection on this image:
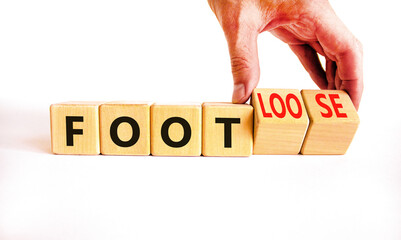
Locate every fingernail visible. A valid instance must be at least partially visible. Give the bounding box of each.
[232,83,246,103]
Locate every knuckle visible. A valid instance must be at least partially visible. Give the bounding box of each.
[230,56,251,75]
[350,37,363,57]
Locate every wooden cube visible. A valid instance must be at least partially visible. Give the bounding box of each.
[202,103,253,157]
[251,89,309,154]
[99,102,151,155]
[150,103,202,156]
[50,102,102,155]
[300,90,360,155]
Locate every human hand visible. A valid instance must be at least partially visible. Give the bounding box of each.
[208,0,363,110]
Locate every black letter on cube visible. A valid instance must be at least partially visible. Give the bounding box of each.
[110,116,140,147]
[215,118,241,148]
[161,117,191,148]
[66,116,84,146]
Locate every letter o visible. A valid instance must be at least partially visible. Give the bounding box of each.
[110,116,140,147]
[286,94,303,119]
[270,93,286,118]
[161,117,191,148]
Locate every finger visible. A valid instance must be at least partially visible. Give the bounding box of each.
[224,28,260,103]
[309,41,326,57]
[326,59,336,90]
[335,71,342,90]
[289,44,328,89]
[340,77,363,111]
[316,7,363,110]
[337,44,363,110]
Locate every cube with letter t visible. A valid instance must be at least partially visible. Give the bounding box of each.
[202,103,253,156]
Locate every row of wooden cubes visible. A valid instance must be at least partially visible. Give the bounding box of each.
[50,89,360,156]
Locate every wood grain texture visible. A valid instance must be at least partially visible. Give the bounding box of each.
[251,89,309,155]
[50,102,102,155]
[300,90,360,155]
[202,102,253,157]
[99,102,151,155]
[150,103,202,156]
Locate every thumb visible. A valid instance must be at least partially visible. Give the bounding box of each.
[225,30,260,103]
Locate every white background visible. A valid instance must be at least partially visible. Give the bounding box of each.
[1,0,400,239]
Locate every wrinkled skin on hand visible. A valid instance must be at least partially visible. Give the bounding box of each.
[208,0,363,110]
